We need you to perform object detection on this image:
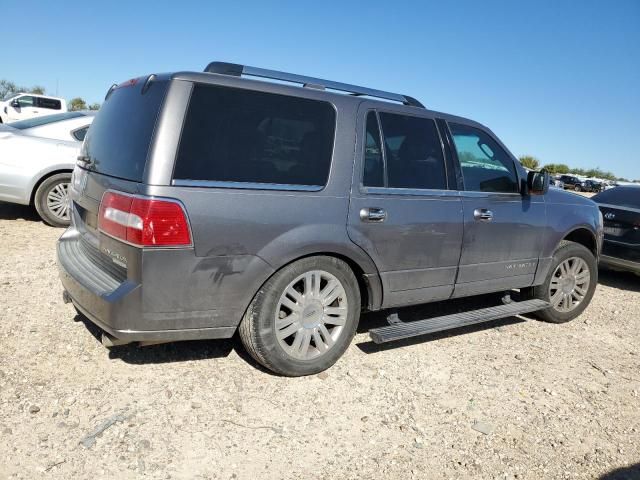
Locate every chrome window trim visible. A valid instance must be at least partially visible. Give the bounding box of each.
[361,186,460,197]
[171,179,324,192]
[458,191,524,198]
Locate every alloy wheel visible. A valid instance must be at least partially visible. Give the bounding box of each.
[549,256,590,312]
[275,270,348,360]
[46,182,70,221]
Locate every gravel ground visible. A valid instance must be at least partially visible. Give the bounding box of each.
[1,200,639,480]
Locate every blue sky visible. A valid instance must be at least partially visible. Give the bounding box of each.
[2,0,639,179]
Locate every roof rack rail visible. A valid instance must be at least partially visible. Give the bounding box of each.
[203,61,425,108]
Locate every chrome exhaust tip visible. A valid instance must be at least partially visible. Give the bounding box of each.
[101,332,130,348]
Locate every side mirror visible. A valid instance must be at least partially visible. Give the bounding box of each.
[527,170,550,195]
[10,99,19,108]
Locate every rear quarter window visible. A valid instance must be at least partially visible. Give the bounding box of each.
[173,84,336,188]
[37,97,62,110]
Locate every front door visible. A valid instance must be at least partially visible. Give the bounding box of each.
[347,108,464,308]
[446,121,546,297]
[6,95,37,122]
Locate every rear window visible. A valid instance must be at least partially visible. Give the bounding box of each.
[593,187,640,209]
[173,84,336,188]
[82,78,168,182]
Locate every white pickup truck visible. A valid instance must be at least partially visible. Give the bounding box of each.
[0,93,67,123]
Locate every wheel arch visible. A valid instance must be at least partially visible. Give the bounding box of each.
[29,168,73,205]
[562,227,598,256]
[282,250,382,312]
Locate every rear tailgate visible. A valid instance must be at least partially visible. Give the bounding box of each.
[68,76,170,274]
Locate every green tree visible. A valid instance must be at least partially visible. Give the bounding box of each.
[518,155,540,170]
[0,80,20,99]
[88,102,101,111]
[0,80,47,98]
[542,163,570,174]
[68,97,87,111]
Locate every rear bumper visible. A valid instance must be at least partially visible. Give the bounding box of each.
[57,227,246,343]
[68,295,236,342]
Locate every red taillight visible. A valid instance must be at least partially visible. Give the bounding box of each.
[98,192,191,247]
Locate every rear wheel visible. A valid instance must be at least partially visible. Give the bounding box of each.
[239,256,361,376]
[528,241,597,323]
[574,184,582,192]
[34,173,72,227]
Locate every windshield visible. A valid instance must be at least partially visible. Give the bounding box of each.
[10,112,86,130]
[2,93,18,102]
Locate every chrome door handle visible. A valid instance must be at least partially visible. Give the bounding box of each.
[474,208,493,221]
[360,207,387,223]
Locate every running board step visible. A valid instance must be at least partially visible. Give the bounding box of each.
[369,299,550,344]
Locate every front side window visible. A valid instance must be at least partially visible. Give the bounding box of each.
[449,123,519,193]
[37,97,62,110]
[16,96,34,108]
[174,85,336,187]
[364,112,446,190]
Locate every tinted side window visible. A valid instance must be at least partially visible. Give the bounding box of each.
[363,112,384,187]
[37,97,62,110]
[378,112,447,190]
[174,85,336,187]
[16,96,34,108]
[449,123,519,193]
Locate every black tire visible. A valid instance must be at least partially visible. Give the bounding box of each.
[239,256,361,376]
[34,173,71,227]
[528,241,597,323]
[574,185,582,192]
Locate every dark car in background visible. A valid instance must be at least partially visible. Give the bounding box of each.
[559,175,583,190]
[581,180,603,193]
[593,186,640,274]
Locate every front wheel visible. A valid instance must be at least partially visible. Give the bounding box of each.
[239,256,361,376]
[34,173,71,227]
[527,241,597,323]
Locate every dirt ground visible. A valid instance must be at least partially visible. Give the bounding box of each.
[0,200,638,480]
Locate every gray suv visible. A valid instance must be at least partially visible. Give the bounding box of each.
[58,62,603,376]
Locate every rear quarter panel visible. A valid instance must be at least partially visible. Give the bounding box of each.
[135,86,379,327]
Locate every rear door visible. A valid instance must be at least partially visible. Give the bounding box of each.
[445,121,546,297]
[347,106,463,308]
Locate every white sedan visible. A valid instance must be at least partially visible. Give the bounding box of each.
[0,112,95,226]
